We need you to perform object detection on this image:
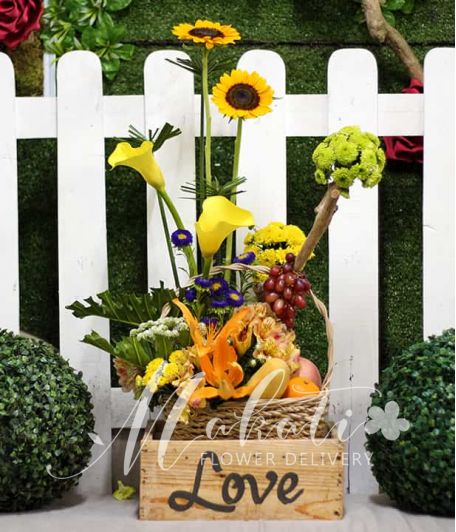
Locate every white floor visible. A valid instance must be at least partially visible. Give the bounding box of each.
[0,494,453,532]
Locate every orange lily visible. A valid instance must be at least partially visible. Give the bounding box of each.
[173,299,253,403]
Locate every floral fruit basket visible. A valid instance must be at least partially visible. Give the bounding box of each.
[68,19,385,445]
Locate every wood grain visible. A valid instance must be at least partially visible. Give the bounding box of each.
[140,435,344,520]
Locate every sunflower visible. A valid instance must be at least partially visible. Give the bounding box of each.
[172,20,240,49]
[212,69,274,119]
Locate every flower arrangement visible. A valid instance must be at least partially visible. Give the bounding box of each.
[68,20,385,431]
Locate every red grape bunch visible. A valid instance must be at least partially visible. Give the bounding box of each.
[262,253,312,329]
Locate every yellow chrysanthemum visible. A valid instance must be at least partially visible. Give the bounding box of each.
[172,20,240,49]
[244,222,314,280]
[212,69,274,119]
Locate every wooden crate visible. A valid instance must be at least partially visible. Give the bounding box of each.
[140,433,344,520]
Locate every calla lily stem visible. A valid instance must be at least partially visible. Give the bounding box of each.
[224,118,243,281]
[157,193,180,289]
[202,48,212,186]
[159,189,198,277]
[202,257,213,278]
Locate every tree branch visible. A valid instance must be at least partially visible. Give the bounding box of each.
[362,0,423,82]
[294,183,341,271]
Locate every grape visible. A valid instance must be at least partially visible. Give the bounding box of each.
[293,294,306,309]
[270,265,282,277]
[262,263,312,329]
[273,298,285,316]
[274,278,285,293]
[265,291,280,304]
[283,287,293,301]
[284,272,296,286]
[263,278,276,291]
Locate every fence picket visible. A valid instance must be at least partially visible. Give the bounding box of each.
[236,51,287,252]
[1,48,453,497]
[327,49,379,494]
[57,52,111,495]
[423,48,455,338]
[144,51,196,287]
[0,54,19,333]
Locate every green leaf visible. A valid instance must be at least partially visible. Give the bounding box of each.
[400,0,415,14]
[116,43,135,60]
[101,55,121,80]
[105,0,134,12]
[113,480,136,501]
[382,9,396,26]
[66,287,177,327]
[383,0,405,10]
[114,336,156,366]
[82,331,115,355]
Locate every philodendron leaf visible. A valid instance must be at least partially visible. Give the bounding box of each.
[82,331,115,355]
[67,287,177,327]
[114,336,156,367]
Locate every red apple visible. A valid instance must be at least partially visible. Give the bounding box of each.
[293,357,322,388]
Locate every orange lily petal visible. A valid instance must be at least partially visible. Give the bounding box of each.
[232,385,253,399]
[227,361,244,387]
[173,298,204,346]
[190,386,220,403]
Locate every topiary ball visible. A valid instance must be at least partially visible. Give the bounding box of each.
[0,330,95,511]
[366,329,455,516]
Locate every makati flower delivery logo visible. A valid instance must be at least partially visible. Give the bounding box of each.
[365,400,410,441]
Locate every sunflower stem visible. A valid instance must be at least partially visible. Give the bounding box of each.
[202,48,212,187]
[159,189,198,277]
[157,193,180,289]
[224,119,243,282]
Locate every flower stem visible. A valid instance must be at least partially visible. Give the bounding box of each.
[224,119,243,281]
[198,88,205,214]
[157,193,180,289]
[202,257,212,278]
[202,48,212,186]
[159,189,198,277]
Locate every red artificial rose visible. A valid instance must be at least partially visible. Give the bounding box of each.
[383,78,424,164]
[0,0,43,50]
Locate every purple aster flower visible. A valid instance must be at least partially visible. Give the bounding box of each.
[171,229,193,247]
[194,276,212,288]
[233,251,256,265]
[201,316,218,328]
[210,298,229,309]
[185,288,197,302]
[226,289,244,307]
[210,277,229,296]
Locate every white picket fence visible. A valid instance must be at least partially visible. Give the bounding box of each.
[0,48,454,497]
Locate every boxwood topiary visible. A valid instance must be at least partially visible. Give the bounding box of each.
[366,329,455,516]
[0,330,95,511]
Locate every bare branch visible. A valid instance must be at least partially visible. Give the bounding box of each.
[362,0,423,81]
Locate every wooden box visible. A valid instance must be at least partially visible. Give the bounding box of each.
[139,434,344,520]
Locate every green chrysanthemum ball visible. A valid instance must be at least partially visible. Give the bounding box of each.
[0,331,95,511]
[312,125,385,197]
[366,329,455,516]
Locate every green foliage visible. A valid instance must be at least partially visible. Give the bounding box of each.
[0,330,94,511]
[354,0,418,27]
[66,287,177,327]
[40,0,135,80]
[366,329,455,516]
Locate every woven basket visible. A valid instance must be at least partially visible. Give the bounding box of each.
[163,263,334,441]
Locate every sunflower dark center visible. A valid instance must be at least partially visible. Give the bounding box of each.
[189,27,224,38]
[226,83,260,110]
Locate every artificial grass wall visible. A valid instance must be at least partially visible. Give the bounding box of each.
[17,0,454,369]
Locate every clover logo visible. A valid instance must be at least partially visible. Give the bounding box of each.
[365,401,410,441]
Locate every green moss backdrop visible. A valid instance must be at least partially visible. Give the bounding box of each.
[16,0,454,370]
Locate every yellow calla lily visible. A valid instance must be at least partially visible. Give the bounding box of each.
[195,196,255,258]
[108,140,165,191]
